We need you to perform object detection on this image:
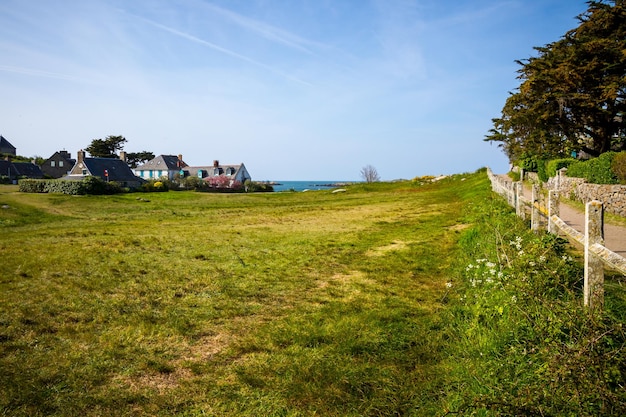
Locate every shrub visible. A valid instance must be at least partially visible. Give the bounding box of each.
[19,177,121,195]
[536,158,548,182]
[567,152,618,184]
[545,158,576,178]
[140,179,169,192]
[517,153,538,172]
[611,151,626,183]
[244,180,274,192]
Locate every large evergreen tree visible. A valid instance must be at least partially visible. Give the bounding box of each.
[486,0,626,162]
[85,135,127,158]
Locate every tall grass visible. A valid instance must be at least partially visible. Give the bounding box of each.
[441,188,626,415]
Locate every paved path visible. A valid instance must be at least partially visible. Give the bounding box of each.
[499,175,626,257]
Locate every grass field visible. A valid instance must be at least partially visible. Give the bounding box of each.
[1,173,481,416]
[3,171,625,416]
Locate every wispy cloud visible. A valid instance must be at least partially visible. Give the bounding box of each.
[197,1,326,55]
[122,10,314,87]
[0,64,82,82]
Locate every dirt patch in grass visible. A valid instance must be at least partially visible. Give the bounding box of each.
[448,223,472,232]
[366,240,410,256]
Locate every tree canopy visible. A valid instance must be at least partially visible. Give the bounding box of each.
[85,136,154,168]
[486,0,626,163]
[125,151,155,168]
[85,135,127,158]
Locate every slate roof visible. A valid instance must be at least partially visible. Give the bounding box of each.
[12,162,44,178]
[186,164,241,178]
[82,157,142,182]
[0,135,16,155]
[0,160,19,178]
[0,160,44,179]
[135,155,188,171]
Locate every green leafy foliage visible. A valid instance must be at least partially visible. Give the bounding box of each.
[567,152,618,183]
[611,151,626,183]
[486,1,626,162]
[18,177,122,195]
[244,180,274,192]
[545,157,577,178]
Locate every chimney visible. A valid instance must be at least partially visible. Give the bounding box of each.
[213,160,219,167]
[77,149,85,164]
[119,151,127,162]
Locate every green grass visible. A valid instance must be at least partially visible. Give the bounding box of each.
[0,174,479,416]
[3,171,625,416]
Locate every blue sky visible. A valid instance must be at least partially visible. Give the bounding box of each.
[1,0,587,180]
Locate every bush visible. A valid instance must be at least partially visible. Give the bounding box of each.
[567,152,618,184]
[140,179,169,192]
[19,177,122,195]
[545,158,577,178]
[536,158,548,182]
[611,151,626,183]
[517,153,538,172]
[244,180,274,192]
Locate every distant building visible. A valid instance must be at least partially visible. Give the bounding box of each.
[41,150,76,178]
[134,154,188,181]
[0,155,43,181]
[0,135,17,156]
[135,155,252,186]
[63,150,144,189]
[186,160,252,185]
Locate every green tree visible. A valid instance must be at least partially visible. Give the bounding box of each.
[486,0,626,163]
[125,151,154,168]
[86,135,127,158]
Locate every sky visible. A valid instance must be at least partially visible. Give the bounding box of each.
[0,0,588,181]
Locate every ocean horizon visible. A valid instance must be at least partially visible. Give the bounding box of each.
[267,180,355,192]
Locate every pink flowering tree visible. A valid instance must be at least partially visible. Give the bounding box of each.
[205,176,243,190]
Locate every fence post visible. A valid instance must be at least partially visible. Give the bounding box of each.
[584,200,604,311]
[515,182,524,219]
[548,190,559,234]
[531,184,540,231]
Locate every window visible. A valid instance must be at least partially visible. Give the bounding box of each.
[59,161,64,167]
[50,161,56,167]
[82,169,87,175]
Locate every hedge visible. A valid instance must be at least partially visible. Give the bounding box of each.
[566,152,618,184]
[19,176,122,195]
[545,158,577,179]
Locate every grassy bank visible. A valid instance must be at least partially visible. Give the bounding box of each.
[1,171,624,416]
[441,183,626,415]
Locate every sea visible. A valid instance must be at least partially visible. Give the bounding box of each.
[269,181,354,192]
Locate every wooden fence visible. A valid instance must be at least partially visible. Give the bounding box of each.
[487,168,626,311]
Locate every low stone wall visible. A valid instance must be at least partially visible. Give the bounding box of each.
[545,171,626,217]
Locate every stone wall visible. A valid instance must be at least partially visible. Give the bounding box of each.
[545,170,626,217]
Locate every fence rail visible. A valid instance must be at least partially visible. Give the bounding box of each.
[487,168,626,311]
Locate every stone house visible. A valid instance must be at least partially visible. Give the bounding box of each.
[63,150,144,188]
[41,150,76,178]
